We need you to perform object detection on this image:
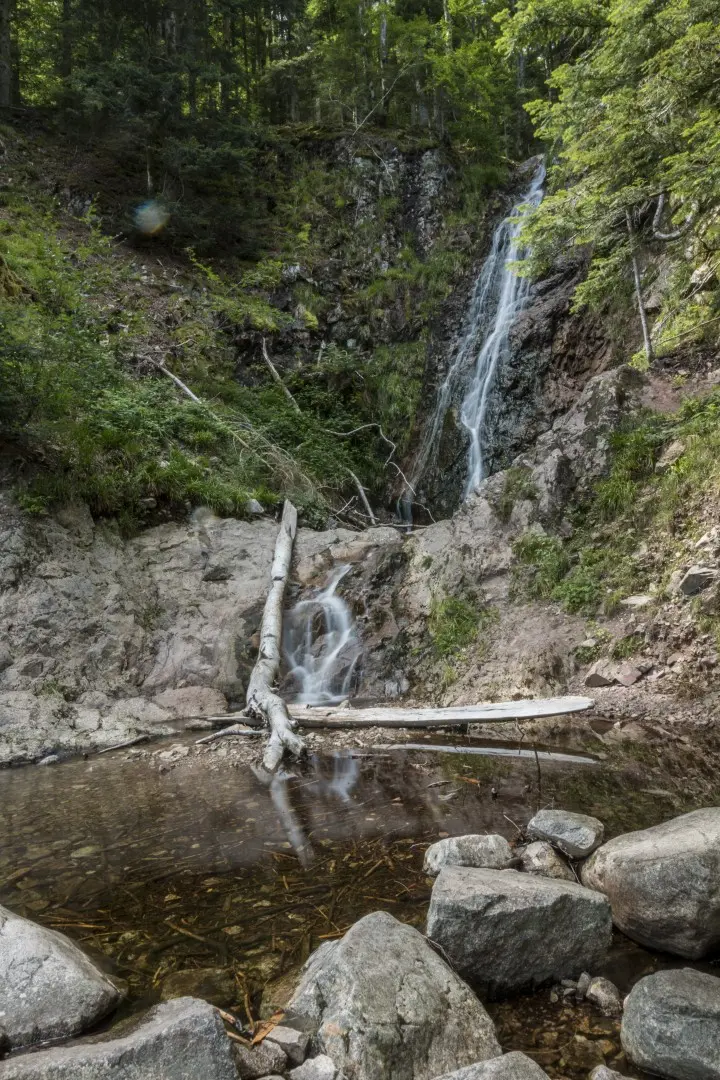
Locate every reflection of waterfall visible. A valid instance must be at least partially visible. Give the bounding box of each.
[401,163,544,517]
[283,566,361,705]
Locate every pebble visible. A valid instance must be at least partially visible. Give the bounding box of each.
[266,1025,311,1066]
[586,977,623,1017]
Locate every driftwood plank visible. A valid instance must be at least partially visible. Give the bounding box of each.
[286,696,594,729]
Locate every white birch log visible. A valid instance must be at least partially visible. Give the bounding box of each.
[246,500,306,771]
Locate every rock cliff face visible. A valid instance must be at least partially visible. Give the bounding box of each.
[411,253,625,518]
[0,497,399,764]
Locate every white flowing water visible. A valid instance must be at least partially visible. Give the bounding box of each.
[460,164,545,496]
[400,163,544,517]
[283,565,361,705]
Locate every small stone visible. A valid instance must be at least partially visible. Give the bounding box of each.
[265,1025,311,1066]
[160,966,236,1007]
[586,976,623,1016]
[37,754,60,766]
[677,565,718,596]
[290,1054,338,1080]
[590,1068,625,1080]
[576,971,592,1000]
[527,809,605,858]
[620,595,653,608]
[246,499,265,515]
[424,834,513,876]
[521,841,574,881]
[202,564,233,582]
[233,1038,289,1079]
[433,1053,550,1080]
[585,661,617,687]
[562,1035,605,1071]
[655,439,685,473]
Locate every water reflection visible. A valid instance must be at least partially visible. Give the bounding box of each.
[0,740,687,1018]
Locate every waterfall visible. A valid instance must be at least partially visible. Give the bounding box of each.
[460,164,545,496]
[283,565,361,705]
[401,163,544,517]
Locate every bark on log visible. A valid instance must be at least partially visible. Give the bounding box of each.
[247,500,306,771]
[286,696,594,729]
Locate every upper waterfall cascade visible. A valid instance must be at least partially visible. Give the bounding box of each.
[282,565,361,705]
[460,164,545,496]
[403,163,545,515]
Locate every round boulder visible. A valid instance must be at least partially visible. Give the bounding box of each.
[0,904,121,1049]
[621,968,720,1080]
[581,807,720,958]
[288,910,501,1080]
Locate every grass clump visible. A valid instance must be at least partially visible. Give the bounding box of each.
[429,595,498,659]
[494,466,537,523]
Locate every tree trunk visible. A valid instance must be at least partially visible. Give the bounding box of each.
[246,501,306,772]
[626,210,654,364]
[59,0,73,79]
[0,0,14,108]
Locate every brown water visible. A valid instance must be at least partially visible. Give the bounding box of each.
[0,738,705,1076]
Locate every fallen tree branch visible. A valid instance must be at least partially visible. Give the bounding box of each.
[195,723,262,744]
[157,363,203,404]
[97,734,151,754]
[247,500,306,771]
[347,469,377,525]
[262,338,301,413]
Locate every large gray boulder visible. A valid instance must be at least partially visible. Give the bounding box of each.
[434,1053,549,1080]
[288,910,501,1080]
[0,997,237,1079]
[423,835,513,876]
[621,969,720,1080]
[426,867,611,995]
[0,905,121,1049]
[526,809,604,858]
[581,807,720,958]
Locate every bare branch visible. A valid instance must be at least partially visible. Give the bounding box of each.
[262,338,301,413]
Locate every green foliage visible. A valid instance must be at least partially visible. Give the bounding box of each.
[429,595,499,658]
[494,466,537,523]
[512,532,570,599]
[0,186,370,523]
[429,596,477,658]
[610,633,644,660]
[499,0,720,354]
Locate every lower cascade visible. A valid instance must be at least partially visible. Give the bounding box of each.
[282,565,361,704]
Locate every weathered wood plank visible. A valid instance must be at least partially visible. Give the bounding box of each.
[286,696,594,729]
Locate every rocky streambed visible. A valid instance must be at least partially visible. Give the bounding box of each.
[1,741,719,1080]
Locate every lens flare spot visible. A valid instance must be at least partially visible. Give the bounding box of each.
[134,200,170,235]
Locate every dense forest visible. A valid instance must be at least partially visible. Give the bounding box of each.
[1,0,719,526]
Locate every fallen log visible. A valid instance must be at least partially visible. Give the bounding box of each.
[247,500,306,772]
[286,695,594,729]
[191,696,595,736]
